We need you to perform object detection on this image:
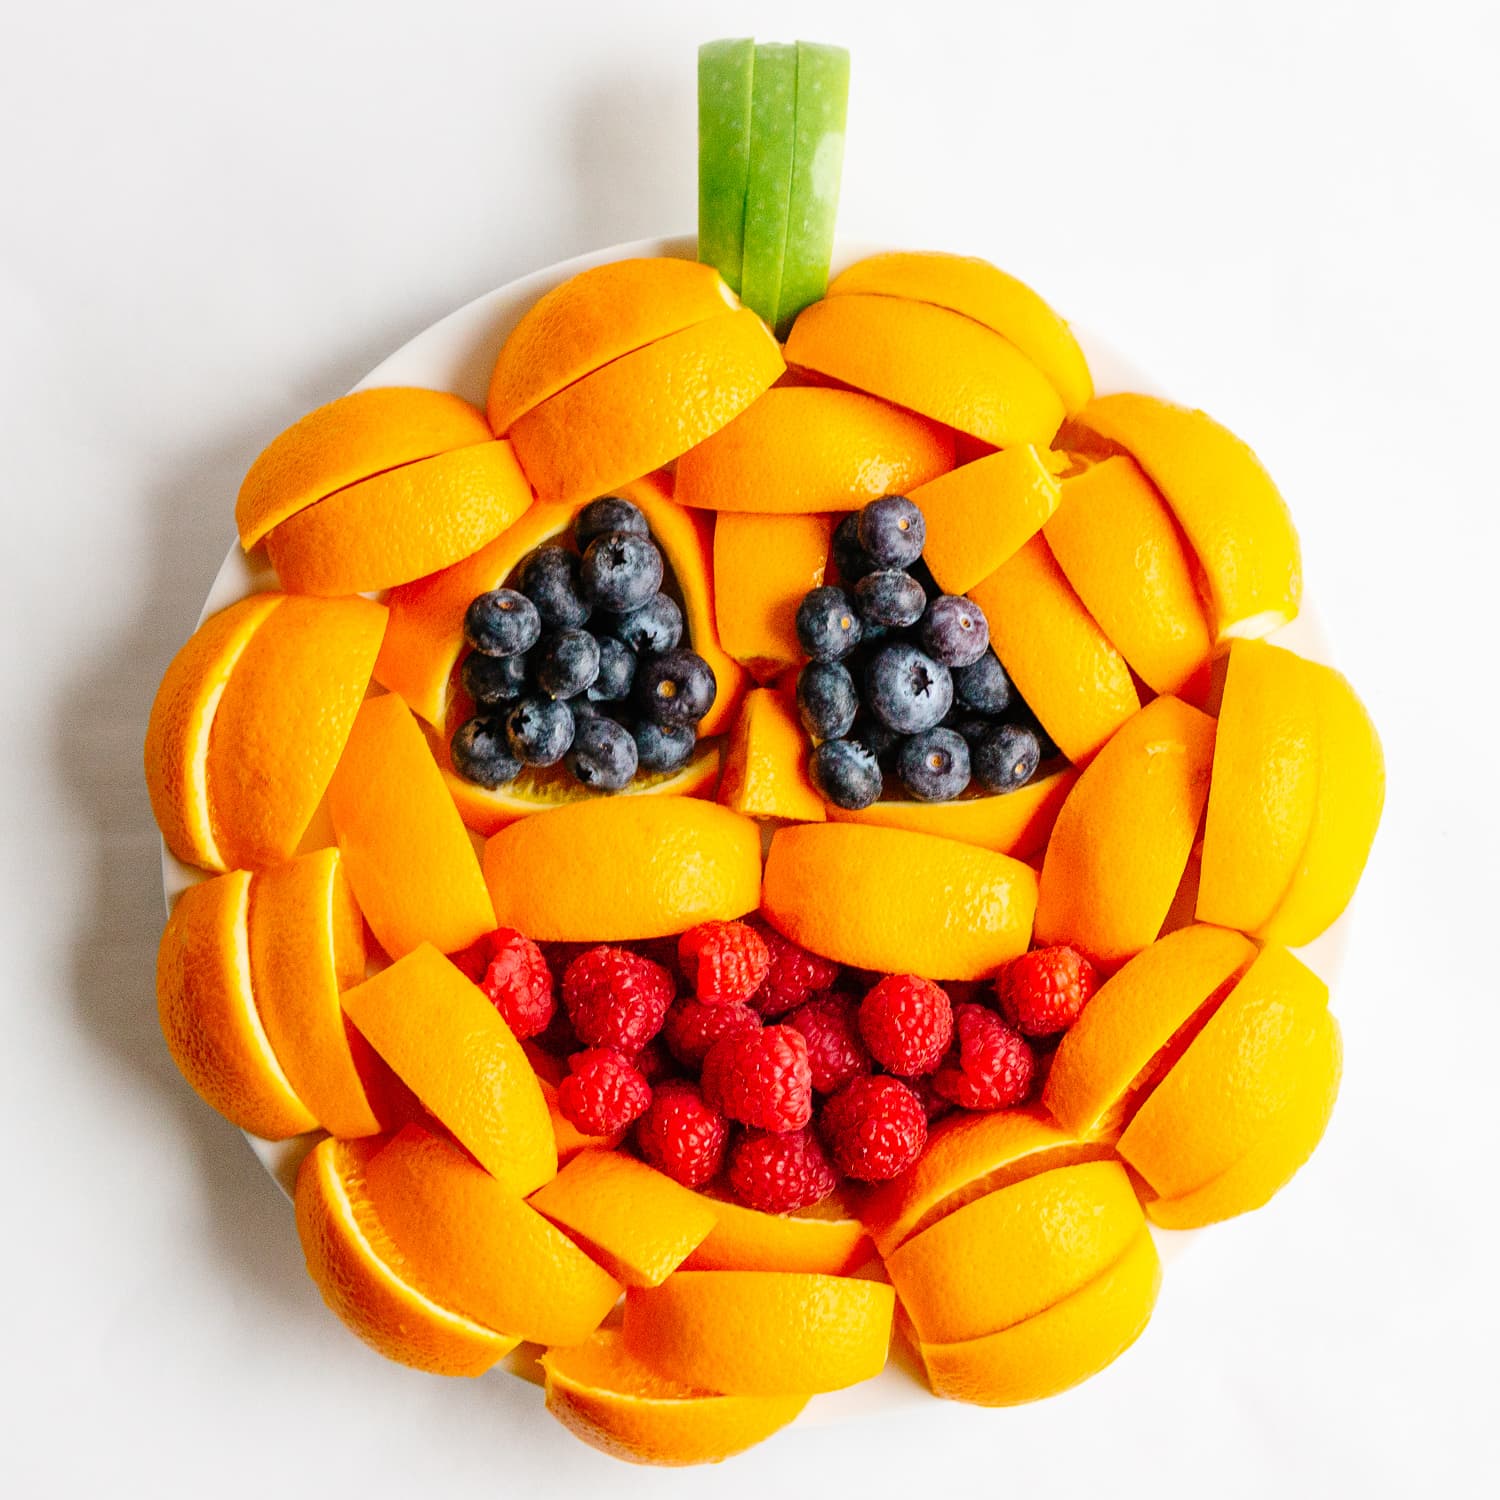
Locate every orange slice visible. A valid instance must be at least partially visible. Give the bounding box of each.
[509,309,784,506]
[784,294,1064,447]
[264,440,534,596]
[156,870,316,1139]
[483,799,762,942]
[339,945,556,1194]
[623,1271,894,1396]
[529,1149,719,1288]
[236,387,493,550]
[363,1124,618,1346]
[486,258,739,434]
[683,1190,871,1275]
[713,510,834,677]
[327,694,495,960]
[1035,696,1217,970]
[144,593,282,871]
[542,1329,806,1467]
[674,386,955,514]
[762,823,1037,980]
[718,686,825,823]
[294,1136,518,1377]
[967,534,1139,764]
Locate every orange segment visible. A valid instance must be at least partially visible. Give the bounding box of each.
[683,1190,871,1275]
[236,387,493,550]
[1035,696,1217,970]
[144,594,282,872]
[713,511,833,676]
[484,800,762,942]
[674,386,955,514]
[509,309,784,506]
[623,1271,894,1395]
[294,1136,518,1377]
[783,294,1064,447]
[364,1125,618,1346]
[264,440,534,596]
[487,258,739,434]
[339,945,556,1194]
[156,871,317,1139]
[968,534,1139,764]
[718,687,825,823]
[327,694,495,960]
[762,823,1037,980]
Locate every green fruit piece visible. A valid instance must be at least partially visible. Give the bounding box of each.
[697,39,756,295]
[739,42,799,328]
[774,42,851,338]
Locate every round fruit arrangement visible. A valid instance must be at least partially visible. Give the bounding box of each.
[146,39,1382,1468]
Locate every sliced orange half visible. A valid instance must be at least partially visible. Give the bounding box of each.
[717,686,826,824]
[713,510,834,677]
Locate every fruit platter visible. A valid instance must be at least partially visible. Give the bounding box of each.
[146,39,1383,1466]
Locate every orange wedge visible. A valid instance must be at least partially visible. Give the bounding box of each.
[487,257,740,434]
[340,945,556,1194]
[718,687,825,823]
[542,1329,806,1467]
[364,1125,618,1346]
[683,1190,871,1275]
[484,799,762,942]
[1065,393,1301,641]
[1035,696,1217,970]
[624,1271,894,1396]
[156,871,316,1139]
[236,387,493,551]
[713,510,833,676]
[967,534,1139,764]
[327,693,494,960]
[294,1136,519,1377]
[145,593,281,871]
[785,294,1064,447]
[762,823,1037,980]
[674,386,955,514]
[509,309,784,506]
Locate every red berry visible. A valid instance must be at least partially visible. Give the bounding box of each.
[677,921,771,1005]
[632,1037,673,1085]
[663,998,761,1070]
[727,1126,838,1213]
[457,927,555,1039]
[701,1024,814,1132]
[997,945,1100,1036]
[785,993,871,1093]
[556,1048,652,1136]
[819,1075,928,1182]
[906,1071,956,1124]
[933,1004,1036,1111]
[562,946,674,1054]
[750,925,842,1016]
[858,974,954,1077]
[634,1080,729,1188]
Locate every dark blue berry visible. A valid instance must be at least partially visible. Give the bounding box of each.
[796,661,858,741]
[535,629,600,699]
[450,716,522,789]
[565,714,639,792]
[809,739,883,811]
[581,532,664,612]
[945,713,994,751]
[505,695,575,767]
[464,588,541,658]
[831,512,876,585]
[919,594,990,667]
[953,649,1013,715]
[865,642,953,734]
[849,711,904,769]
[796,586,863,662]
[462,649,529,707]
[576,496,648,549]
[634,719,697,774]
[613,593,684,653]
[858,495,925,569]
[855,569,927,628]
[634,648,717,726]
[898,728,971,803]
[518,546,592,628]
[588,635,636,702]
[972,723,1041,793]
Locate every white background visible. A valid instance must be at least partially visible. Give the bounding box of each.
[2,0,1497,1494]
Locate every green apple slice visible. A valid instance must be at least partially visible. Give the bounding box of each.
[774,42,850,337]
[738,42,799,328]
[698,39,756,295]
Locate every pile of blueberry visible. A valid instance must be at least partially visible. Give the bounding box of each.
[796,495,1049,810]
[450,497,716,794]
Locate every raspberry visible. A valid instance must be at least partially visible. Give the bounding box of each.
[456,927,555,1040]
[562,946,675,1054]
[933,1004,1036,1111]
[633,1080,729,1188]
[663,998,761,1070]
[677,921,771,1005]
[819,1075,928,1182]
[701,1024,813,1131]
[632,1037,673,1086]
[785,993,871,1093]
[907,1072,956,1124]
[750,925,842,1016]
[727,1126,838,1213]
[556,1048,652,1136]
[997,946,1100,1036]
[858,974,954,1077]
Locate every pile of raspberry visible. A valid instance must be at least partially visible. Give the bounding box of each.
[455,920,1098,1215]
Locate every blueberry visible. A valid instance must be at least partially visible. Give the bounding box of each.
[588,635,636,702]
[849,711,904,770]
[634,648,717,726]
[613,592,683,653]
[581,532,664,612]
[518,545,592,628]
[972,723,1041,793]
[796,586,863,662]
[858,495,925,569]
[953,649,1013,715]
[565,714,639,792]
[796,661,858,741]
[855,569,927,628]
[865,642,953,734]
[633,719,698,774]
[535,629,600,699]
[464,588,541,658]
[462,648,529,707]
[505,695,575,767]
[575,496,648,549]
[809,739,883,811]
[944,712,993,751]
[919,594,990,667]
[831,512,876,585]
[450,716,522,789]
[898,728,971,803]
